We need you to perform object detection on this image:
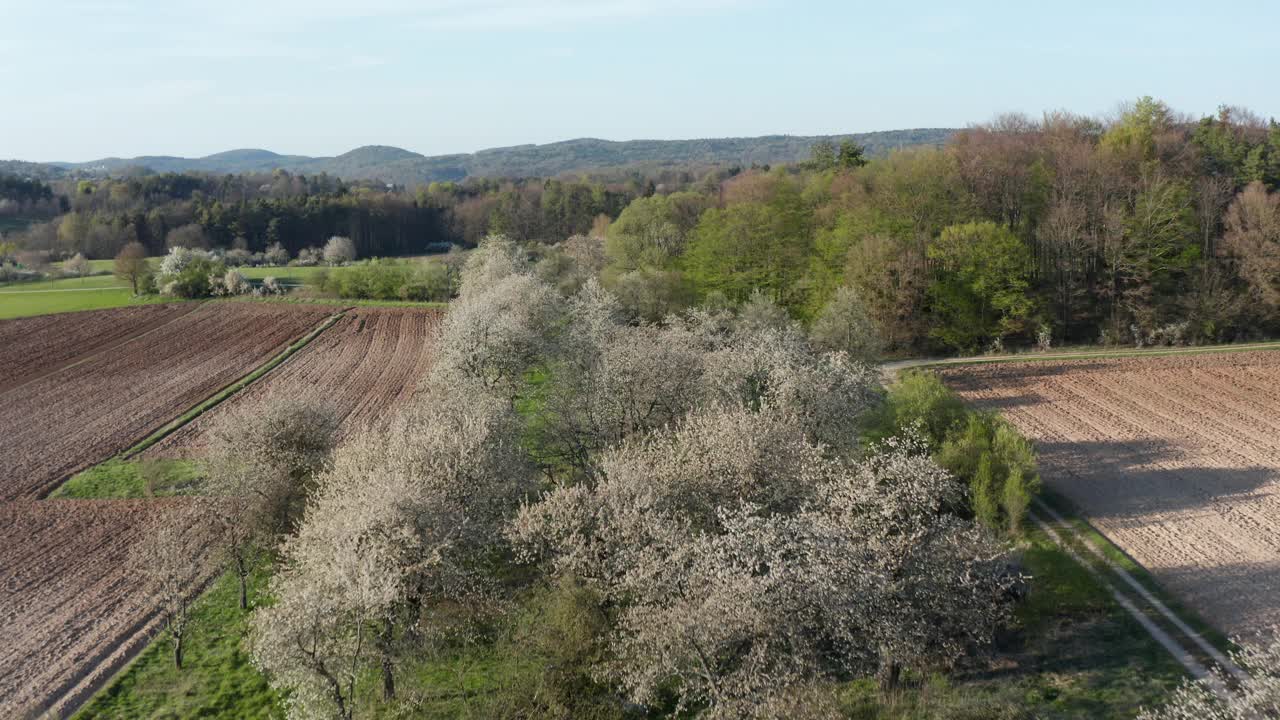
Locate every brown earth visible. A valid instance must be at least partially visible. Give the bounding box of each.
[149,306,443,456]
[940,350,1280,635]
[0,303,199,393]
[0,302,334,501]
[0,498,216,719]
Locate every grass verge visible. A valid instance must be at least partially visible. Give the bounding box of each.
[71,571,283,720]
[50,458,204,499]
[1036,490,1235,658]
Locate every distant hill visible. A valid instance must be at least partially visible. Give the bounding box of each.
[35,129,956,185]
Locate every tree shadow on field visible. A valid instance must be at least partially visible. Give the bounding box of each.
[967,393,1044,410]
[1154,559,1280,636]
[1035,438,1279,520]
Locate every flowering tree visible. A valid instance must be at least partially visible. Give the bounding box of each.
[512,414,1017,715]
[249,382,534,718]
[458,233,529,298]
[322,236,356,265]
[204,397,339,609]
[264,241,290,266]
[130,503,217,670]
[430,273,563,401]
[64,252,92,278]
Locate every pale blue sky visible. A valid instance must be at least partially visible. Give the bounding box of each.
[2,0,1276,162]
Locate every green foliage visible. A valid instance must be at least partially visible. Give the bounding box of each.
[970,445,1000,529]
[872,370,968,446]
[1101,96,1174,161]
[1119,176,1200,326]
[927,221,1035,353]
[479,577,624,719]
[315,258,456,301]
[876,371,1040,535]
[604,192,705,275]
[684,182,813,309]
[166,256,226,298]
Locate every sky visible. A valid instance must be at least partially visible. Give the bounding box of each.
[2,0,1277,162]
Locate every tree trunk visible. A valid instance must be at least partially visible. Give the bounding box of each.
[382,652,396,701]
[877,659,901,693]
[173,634,184,671]
[239,572,248,611]
[379,620,396,701]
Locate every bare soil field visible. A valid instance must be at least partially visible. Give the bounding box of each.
[150,307,443,456]
[0,498,214,719]
[0,302,334,501]
[940,350,1280,635]
[0,303,198,393]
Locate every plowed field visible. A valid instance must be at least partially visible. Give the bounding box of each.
[0,499,215,719]
[150,307,443,456]
[0,302,334,500]
[940,350,1280,635]
[0,303,198,393]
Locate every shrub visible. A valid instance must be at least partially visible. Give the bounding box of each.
[315,259,454,302]
[872,370,967,447]
[163,256,226,298]
[293,247,322,266]
[878,372,1040,535]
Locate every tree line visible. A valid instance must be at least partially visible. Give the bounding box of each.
[8,96,1280,352]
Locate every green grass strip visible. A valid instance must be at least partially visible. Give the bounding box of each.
[119,310,346,460]
[1034,490,1236,658]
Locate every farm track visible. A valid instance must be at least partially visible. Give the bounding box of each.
[0,302,334,501]
[0,302,199,394]
[149,307,443,457]
[939,350,1280,636]
[0,498,218,719]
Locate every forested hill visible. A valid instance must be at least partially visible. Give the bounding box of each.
[42,129,954,184]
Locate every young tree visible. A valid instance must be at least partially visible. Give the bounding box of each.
[322,235,357,265]
[131,504,216,670]
[113,241,150,294]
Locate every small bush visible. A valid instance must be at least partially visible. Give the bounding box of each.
[877,371,1040,535]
